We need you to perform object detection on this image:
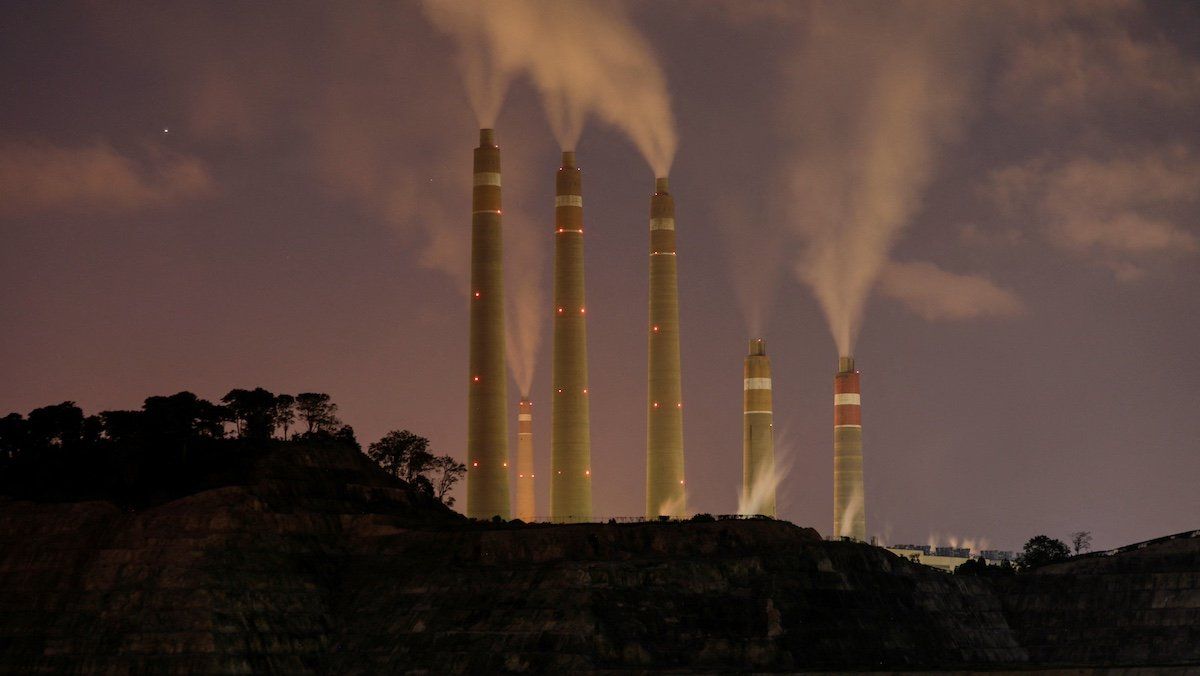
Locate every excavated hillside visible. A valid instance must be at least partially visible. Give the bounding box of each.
[0,441,1196,673]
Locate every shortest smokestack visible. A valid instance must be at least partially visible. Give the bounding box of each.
[561,150,576,168]
[743,337,775,517]
[480,128,496,146]
[655,176,669,193]
[749,337,766,356]
[516,398,535,522]
[839,355,855,373]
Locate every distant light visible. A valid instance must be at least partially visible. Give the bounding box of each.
[677,403,682,408]
[652,325,659,332]
[582,388,588,394]
[653,402,659,408]
[580,307,585,314]
[585,470,590,476]
[162,128,169,133]
[503,462,507,467]
[473,376,480,382]
[472,461,479,467]
[474,292,481,298]
[679,480,685,485]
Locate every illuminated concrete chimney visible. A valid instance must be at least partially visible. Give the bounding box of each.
[466,128,510,520]
[833,355,865,540]
[743,338,775,517]
[551,150,592,522]
[646,176,686,517]
[515,398,535,521]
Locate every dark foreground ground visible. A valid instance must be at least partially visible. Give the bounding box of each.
[1,442,1197,673]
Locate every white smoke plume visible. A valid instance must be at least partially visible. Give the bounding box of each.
[504,199,545,396]
[655,492,689,520]
[422,0,677,173]
[737,422,792,517]
[837,488,864,539]
[785,4,982,355]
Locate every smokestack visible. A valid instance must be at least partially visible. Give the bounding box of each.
[516,398,535,522]
[646,176,686,517]
[551,150,592,522]
[466,128,511,520]
[833,355,865,540]
[743,338,775,517]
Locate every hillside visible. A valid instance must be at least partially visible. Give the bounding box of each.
[0,441,1196,673]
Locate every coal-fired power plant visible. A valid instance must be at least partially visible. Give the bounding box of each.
[551,150,593,521]
[516,398,535,522]
[466,128,511,520]
[833,356,865,540]
[646,176,686,518]
[743,338,776,517]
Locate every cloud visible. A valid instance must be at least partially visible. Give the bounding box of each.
[880,260,1024,322]
[0,140,212,216]
[986,148,1200,278]
[997,1,1200,117]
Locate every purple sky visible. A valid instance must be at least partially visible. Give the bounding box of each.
[2,1,1198,552]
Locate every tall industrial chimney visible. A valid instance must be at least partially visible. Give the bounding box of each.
[515,398,535,522]
[646,176,686,518]
[833,355,865,540]
[743,338,776,517]
[551,150,592,522]
[466,128,510,520]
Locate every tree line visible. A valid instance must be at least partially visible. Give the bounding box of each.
[0,388,464,509]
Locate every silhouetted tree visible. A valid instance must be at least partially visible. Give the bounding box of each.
[428,455,466,506]
[274,394,296,440]
[1016,535,1070,570]
[0,413,27,462]
[221,388,277,440]
[332,424,359,451]
[26,402,86,450]
[99,410,143,444]
[296,392,339,433]
[1070,530,1093,555]
[367,430,434,494]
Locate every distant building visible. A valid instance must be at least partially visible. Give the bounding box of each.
[886,545,1015,573]
[981,549,1014,561]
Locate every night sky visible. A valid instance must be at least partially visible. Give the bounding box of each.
[3,1,1198,552]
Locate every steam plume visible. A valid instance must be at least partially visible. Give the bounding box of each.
[738,423,792,517]
[837,489,864,539]
[505,224,544,397]
[786,4,979,354]
[423,0,677,173]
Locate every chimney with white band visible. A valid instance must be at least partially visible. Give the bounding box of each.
[742,338,775,517]
[646,176,686,517]
[551,150,592,521]
[833,355,865,540]
[466,128,510,520]
[515,398,535,521]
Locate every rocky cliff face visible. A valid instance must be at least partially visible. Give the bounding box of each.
[997,533,1200,668]
[0,442,1195,673]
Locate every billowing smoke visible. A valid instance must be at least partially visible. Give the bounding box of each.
[717,198,787,337]
[837,488,864,538]
[504,209,544,397]
[422,0,677,174]
[655,492,689,520]
[785,4,981,355]
[737,422,792,517]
